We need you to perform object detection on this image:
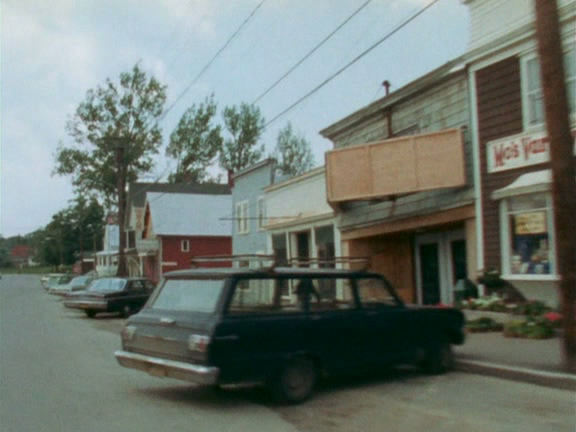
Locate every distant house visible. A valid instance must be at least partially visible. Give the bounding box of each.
[231,159,276,265]
[124,182,231,278]
[10,245,35,268]
[140,191,233,282]
[95,223,120,276]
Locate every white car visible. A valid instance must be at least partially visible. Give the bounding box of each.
[49,274,95,296]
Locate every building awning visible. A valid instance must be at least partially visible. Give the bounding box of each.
[492,170,551,200]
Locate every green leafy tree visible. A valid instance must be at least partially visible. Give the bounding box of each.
[274,122,315,177]
[55,63,166,275]
[166,95,222,183]
[40,198,105,268]
[54,63,167,207]
[219,103,265,173]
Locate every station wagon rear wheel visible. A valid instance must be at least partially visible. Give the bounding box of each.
[421,341,454,374]
[85,310,96,318]
[271,357,317,404]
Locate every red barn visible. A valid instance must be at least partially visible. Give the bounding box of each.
[141,191,232,283]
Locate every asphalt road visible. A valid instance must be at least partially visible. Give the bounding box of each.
[1,274,574,432]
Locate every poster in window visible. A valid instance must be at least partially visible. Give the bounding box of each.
[515,212,547,235]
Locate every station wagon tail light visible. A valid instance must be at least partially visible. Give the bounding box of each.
[122,325,137,341]
[188,334,210,352]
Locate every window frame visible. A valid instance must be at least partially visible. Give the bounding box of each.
[499,192,557,279]
[235,200,250,235]
[256,196,265,231]
[521,45,576,130]
[181,239,190,252]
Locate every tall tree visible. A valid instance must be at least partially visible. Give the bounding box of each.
[55,63,167,206]
[274,122,315,177]
[219,103,265,173]
[55,63,167,275]
[166,95,222,183]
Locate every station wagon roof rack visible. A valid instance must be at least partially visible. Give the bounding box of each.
[190,255,372,271]
[190,254,276,269]
[286,256,371,270]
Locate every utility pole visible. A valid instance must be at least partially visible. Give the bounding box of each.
[534,0,576,372]
[111,137,128,277]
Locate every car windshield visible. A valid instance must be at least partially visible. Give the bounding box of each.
[88,278,126,292]
[150,278,224,313]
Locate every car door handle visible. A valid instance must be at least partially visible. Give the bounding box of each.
[215,334,239,341]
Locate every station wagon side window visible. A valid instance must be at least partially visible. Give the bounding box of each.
[227,277,357,315]
[307,277,356,311]
[356,277,399,308]
[227,278,298,315]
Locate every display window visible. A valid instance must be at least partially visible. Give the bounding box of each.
[503,193,555,276]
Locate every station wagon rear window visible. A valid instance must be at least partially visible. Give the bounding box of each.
[151,278,223,313]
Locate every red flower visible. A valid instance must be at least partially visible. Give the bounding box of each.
[544,311,562,322]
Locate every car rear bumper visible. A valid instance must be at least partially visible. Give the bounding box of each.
[114,350,219,385]
[64,300,107,310]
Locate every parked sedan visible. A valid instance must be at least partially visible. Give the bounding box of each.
[44,273,72,291]
[64,277,155,318]
[49,274,96,296]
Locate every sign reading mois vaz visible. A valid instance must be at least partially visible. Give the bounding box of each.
[487,129,576,173]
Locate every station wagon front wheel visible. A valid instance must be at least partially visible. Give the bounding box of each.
[270,357,317,404]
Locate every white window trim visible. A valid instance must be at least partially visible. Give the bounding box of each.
[257,196,265,231]
[499,192,557,279]
[236,200,250,235]
[181,239,190,252]
[521,45,576,131]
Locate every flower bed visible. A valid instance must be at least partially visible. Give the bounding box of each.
[466,317,504,333]
[503,316,556,339]
[462,296,561,339]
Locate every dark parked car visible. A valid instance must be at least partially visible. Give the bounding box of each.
[115,266,465,403]
[64,277,155,318]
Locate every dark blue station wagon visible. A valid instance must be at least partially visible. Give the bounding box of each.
[115,267,465,403]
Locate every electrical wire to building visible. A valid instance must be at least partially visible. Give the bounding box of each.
[251,0,373,105]
[160,0,267,123]
[264,0,441,128]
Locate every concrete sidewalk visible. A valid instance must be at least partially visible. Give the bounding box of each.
[454,332,576,391]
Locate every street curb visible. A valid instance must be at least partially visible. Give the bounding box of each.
[455,359,576,391]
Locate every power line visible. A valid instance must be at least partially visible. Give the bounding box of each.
[252,0,373,105]
[160,0,266,122]
[264,0,441,128]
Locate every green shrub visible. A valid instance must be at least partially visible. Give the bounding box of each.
[466,317,504,332]
[514,300,551,317]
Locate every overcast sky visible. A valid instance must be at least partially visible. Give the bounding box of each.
[0,0,469,238]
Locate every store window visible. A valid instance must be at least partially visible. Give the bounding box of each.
[503,193,555,276]
[522,46,575,128]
